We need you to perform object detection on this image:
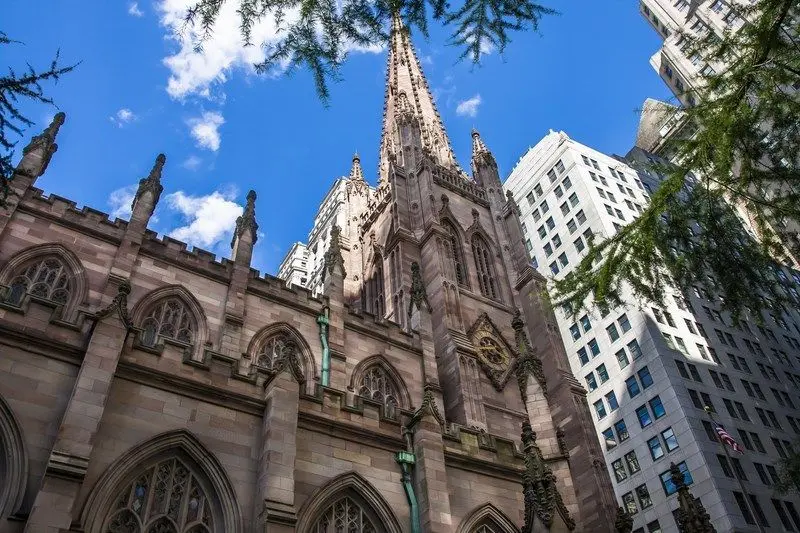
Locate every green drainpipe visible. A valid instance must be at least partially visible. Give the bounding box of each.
[317,307,331,387]
[396,450,421,533]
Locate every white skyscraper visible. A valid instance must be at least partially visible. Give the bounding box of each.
[276,242,310,288]
[505,130,800,533]
[639,0,745,107]
[277,155,374,297]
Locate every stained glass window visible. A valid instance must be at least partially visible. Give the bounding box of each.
[140,298,195,347]
[104,458,214,533]
[444,222,466,286]
[312,496,377,533]
[5,257,71,306]
[472,235,497,299]
[255,333,298,370]
[358,366,399,418]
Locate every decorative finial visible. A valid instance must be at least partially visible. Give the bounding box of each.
[322,225,346,279]
[20,112,67,176]
[231,189,259,248]
[349,152,365,181]
[130,153,166,216]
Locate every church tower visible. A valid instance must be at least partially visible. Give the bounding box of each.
[346,15,618,532]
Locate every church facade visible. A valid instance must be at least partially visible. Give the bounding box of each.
[0,18,617,533]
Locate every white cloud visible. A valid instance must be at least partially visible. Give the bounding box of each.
[188,111,225,151]
[128,2,144,16]
[157,0,382,100]
[182,155,202,170]
[166,190,243,248]
[455,94,482,117]
[108,185,138,219]
[110,108,138,127]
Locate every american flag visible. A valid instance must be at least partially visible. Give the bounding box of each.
[715,424,744,454]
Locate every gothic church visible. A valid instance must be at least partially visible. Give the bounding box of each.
[0,16,617,533]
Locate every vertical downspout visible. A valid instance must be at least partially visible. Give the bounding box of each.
[317,306,331,387]
[396,428,421,533]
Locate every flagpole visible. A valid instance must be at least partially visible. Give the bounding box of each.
[704,406,765,533]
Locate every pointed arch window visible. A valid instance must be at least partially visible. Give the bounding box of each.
[358,366,399,418]
[5,256,71,306]
[312,495,377,533]
[367,255,385,318]
[140,298,195,347]
[471,235,497,299]
[103,457,215,533]
[475,526,500,533]
[255,332,298,370]
[443,221,467,287]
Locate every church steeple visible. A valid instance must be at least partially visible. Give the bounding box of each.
[378,14,457,182]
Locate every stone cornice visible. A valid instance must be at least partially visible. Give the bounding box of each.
[117,360,265,416]
[297,411,406,452]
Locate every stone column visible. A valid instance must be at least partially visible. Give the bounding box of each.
[221,190,258,356]
[408,392,452,533]
[518,276,617,532]
[256,370,301,531]
[24,281,132,532]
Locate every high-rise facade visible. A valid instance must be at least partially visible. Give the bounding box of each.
[277,242,310,288]
[0,17,618,533]
[505,130,800,533]
[639,0,744,107]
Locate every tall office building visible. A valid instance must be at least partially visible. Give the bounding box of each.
[505,130,800,533]
[639,0,745,106]
[276,242,310,288]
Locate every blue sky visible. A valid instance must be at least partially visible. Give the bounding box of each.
[4,0,672,274]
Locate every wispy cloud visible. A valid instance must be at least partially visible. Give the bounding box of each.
[128,2,144,16]
[108,185,138,219]
[156,0,383,100]
[110,108,138,127]
[455,94,482,117]
[182,155,202,170]
[166,189,243,249]
[188,111,225,151]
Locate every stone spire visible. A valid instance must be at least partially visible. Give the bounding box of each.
[670,462,717,533]
[470,128,498,175]
[20,112,66,177]
[232,190,259,248]
[378,13,457,181]
[131,154,165,217]
[349,152,364,181]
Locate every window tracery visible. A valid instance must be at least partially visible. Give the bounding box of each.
[255,332,299,370]
[140,298,195,347]
[471,235,497,299]
[104,458,214,533]
[312,496,377,533]
[5,257,71,306]
[475,525,499,533]
[443,222,466,287]
[358,366,399,418]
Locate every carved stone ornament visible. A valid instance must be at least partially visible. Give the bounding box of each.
[511,310,547,400]
[556,427,568,458]
[615,507,633,533]
[94,279,133,329]
[231,190,259,248]
[407,386,445,429]
[130,153,166,216]
[322,225,346,280]
[407,261,431,317]
[467,313,516,391]
[21,112,65,177]
[671,462,717,533]
[520,422,576,532]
